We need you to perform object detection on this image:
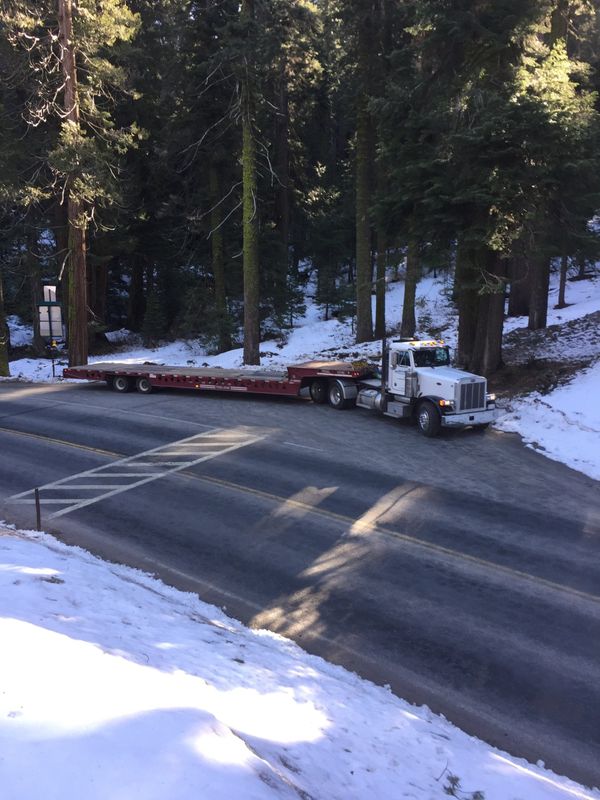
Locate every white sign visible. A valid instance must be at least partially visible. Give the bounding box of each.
[43,285,57,303]
[39,305,63,339]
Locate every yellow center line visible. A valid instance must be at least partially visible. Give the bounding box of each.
[0,426,121,458]
[182,473,600,607]
[1,425,598,607]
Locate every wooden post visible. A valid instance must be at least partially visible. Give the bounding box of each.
[35,488,41,532]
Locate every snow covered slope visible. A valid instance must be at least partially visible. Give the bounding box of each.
[1,526,597,800]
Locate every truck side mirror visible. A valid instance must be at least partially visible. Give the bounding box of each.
[390,352,398,368]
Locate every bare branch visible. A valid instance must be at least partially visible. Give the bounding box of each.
[206,200,242,239]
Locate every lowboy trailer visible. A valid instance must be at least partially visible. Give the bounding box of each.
[63,340,498,437]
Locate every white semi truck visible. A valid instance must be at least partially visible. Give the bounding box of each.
[65,339,497,437]
[351,339,498,436]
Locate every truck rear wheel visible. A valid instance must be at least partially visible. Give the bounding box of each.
[310,379,327,404]
[416,400,441,437]
[112,375,132,393]
[328,380,353,410]
[136,377,153,394]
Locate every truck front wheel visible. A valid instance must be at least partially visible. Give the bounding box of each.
[416,401,441,437]
[113,375,132,393]
[310,379,327,404]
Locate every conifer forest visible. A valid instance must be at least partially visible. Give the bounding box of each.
[1,0,599,376]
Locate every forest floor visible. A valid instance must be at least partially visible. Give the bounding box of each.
[490,308,600,397]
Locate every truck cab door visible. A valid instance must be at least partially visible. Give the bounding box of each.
[389,350,411,395]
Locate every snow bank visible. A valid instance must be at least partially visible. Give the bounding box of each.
[1,527,597,800]
[496,361,600,480]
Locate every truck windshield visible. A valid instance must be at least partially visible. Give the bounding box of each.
[413,348,450,367]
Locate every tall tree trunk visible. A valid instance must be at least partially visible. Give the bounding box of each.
[481,255,506,375]
[354,3,374,343]
[209,163,231,352]
[27,227,46,356]
[469,252,506,375]
[374,227,386,339]
[274,70,290,320]
[507,252,530,317]
[528,251,551,330]
[557,248,568,309]
[0,266,9,377]
[59,0,88,366]
[400,239,420,338]
[54,199,69,327]
[468,292,489,376]
[88,252,109,326]
[67,199,88,364]
[241,0,260,365]
[373,0,389,343]
[455,242,479,368]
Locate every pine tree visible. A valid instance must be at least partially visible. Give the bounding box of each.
[1,0,140,365]
[353,0,375,342]
[400,240,420,338]
[236,0,259,364]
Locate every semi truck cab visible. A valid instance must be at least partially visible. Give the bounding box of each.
[356,339,498,436]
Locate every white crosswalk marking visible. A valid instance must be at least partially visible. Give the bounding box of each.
[8,427,263,519]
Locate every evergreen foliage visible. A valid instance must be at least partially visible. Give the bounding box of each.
[0,0,599,374]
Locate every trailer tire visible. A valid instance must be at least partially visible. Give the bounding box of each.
[112,375,132,393]
[310,379,327,404]
[328,379,353,410]
[136,377,153,394]
[416,400,441,437]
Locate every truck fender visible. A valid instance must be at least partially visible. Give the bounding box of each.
[412,395,445,417]
[331,378,358,400]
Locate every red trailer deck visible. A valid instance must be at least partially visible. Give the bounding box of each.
[63,360,375,399]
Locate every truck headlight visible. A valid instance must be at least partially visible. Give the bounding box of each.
[486,393,496,402]
[438,399,454,408]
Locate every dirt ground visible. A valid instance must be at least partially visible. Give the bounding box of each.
[489,310,600,399]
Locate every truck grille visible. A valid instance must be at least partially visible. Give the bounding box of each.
[459,380,485,411]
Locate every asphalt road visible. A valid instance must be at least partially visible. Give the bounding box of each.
[1,380,599,790]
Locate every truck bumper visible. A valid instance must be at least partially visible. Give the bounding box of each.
[441,408,498,428]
